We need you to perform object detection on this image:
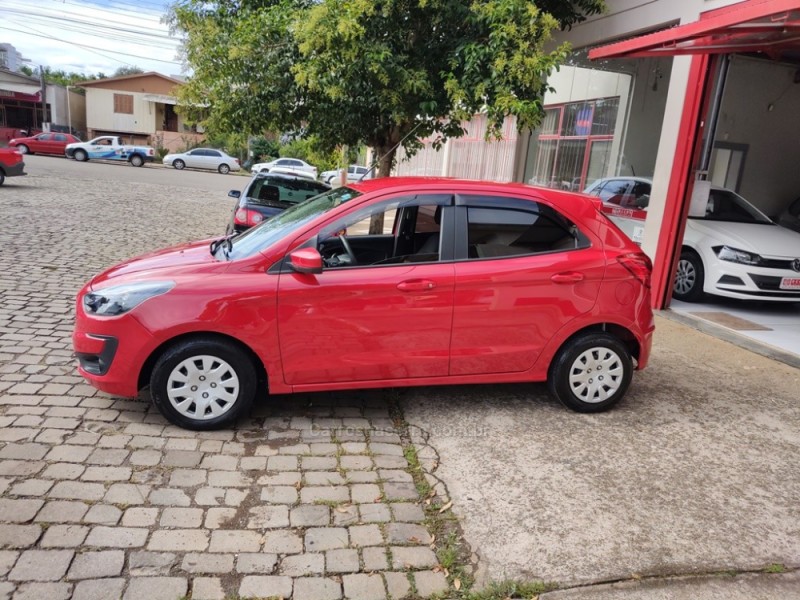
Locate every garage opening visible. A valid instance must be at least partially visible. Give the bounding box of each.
[589,0,800,360]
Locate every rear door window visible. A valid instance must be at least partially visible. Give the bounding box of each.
[459,199,589,259]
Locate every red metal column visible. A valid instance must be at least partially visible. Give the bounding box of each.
[650,54,712,309]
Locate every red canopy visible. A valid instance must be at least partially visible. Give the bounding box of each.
[589,0,800,60]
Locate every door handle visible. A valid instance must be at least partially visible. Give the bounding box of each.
[397,279,436,292]
[551,271,585,284]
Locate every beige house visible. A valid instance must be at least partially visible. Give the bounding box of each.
[80,72,203,152]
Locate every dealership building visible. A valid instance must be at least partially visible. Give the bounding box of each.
[396,0,800,341]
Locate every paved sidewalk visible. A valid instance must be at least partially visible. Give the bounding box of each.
[0,164,449,600]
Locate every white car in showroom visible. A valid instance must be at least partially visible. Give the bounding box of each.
[250,157,317,179]
[584,177,800,302]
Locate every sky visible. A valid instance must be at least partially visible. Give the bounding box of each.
[0,0,184,77]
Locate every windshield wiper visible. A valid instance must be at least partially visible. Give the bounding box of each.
[210,234,235,258]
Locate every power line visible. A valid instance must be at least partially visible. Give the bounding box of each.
[0,7,178,40]
[0,20,181,67]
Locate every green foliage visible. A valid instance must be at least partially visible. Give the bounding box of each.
[112,66,145,77]
[250,136,280,162]
[169,0,605,175]
[278,137,340,172]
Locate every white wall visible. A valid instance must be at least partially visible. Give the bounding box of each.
[714,56,800,217]
[85,88,156,134]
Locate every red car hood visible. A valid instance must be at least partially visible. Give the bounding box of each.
[91,239,219,289]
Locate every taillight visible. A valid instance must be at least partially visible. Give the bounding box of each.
[617,252,652,288]
[148,149,154,155]
[234,208,263,227]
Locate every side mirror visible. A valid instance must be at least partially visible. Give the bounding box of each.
[289,248,323,274]
[228,190,241,198]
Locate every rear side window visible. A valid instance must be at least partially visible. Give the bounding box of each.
[596,180,631,202]
[466,204,588,259]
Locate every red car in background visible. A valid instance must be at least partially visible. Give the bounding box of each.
[9,132,81,156]
[0,148,26,185]
[73,177,654,430]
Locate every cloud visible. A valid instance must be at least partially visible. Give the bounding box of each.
[0,0,183,76]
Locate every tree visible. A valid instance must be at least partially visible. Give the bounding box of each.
[169,0,604,176]
[112,66,146,77]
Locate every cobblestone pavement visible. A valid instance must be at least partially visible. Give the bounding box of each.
[0,159,453,600]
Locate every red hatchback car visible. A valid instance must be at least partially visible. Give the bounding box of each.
[73,178,654,430]
[9,132,81,156]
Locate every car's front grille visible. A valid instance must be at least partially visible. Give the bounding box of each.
[759,257,800,270]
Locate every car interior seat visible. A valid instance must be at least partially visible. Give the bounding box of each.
[414,206,442,255]
[257,185,281,202]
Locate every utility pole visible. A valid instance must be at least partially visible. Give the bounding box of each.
[66,85,72,135]
[38,65,47,131]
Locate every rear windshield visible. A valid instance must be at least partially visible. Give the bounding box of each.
[246,176,329,206]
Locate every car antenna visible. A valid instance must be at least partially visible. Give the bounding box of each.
[357,122,424,182]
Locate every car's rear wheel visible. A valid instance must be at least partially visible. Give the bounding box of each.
[74,149,88,162]
[548,333,633,413]
[130,154,144,167]
[17,144,29,155]
[218,164,230,174]
[150,337,257,430]
[173,159,185,170]
[673,249,705,302]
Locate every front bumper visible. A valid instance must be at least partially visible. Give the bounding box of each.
[706,258,800,301]
[3,162,26,177]
[73,300,155,397]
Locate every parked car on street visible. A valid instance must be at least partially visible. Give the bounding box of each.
[163,148,241,174]
[9,132,81,156]
[0,148,26,185]
[584,177,800,302]
[250,157,317,179]
[66,136,155,167]
[73,177,654,430]
[319,164,373,185]
[226,172,330,233]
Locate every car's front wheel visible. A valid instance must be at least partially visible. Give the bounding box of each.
[173,159,185,170]
[150,337,257,430]
[74,149,88,162]
[218,164,230,174]
[548,332,633,413]
[673,249,705,302]
[17,144,29,155]
[0,171,5,186]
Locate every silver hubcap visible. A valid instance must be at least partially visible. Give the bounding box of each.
[568,347,625,403]
[167,355,240,421]
[18,146,27,154]
[674,259,696,295]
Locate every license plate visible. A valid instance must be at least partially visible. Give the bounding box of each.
[780,277,800,290]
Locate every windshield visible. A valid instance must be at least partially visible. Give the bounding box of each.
[693,188,773,225]
[245,176,329,207]
[222,186,362,260]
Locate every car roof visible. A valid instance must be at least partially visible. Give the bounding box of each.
[347,176,598,207]
[251,172,328,185]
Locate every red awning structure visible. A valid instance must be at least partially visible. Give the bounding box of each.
[589,0,800,60]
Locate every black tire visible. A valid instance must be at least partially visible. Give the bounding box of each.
[150,337,257,430]
[218,164,230,174]
[173,159,185,170]
[130,154,144,167]
[673,249,705,302]
[74,149,88,162]
[0,171,5,186]
[548,332,633,413]
[17,144,29,155]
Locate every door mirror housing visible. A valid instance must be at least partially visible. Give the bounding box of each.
[289,248,323,274]
[228,190,241,198]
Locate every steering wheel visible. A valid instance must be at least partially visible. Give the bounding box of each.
[339,235,357,266]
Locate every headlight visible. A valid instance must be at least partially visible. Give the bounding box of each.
[715,245,762,265]
[83,281,174,316]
